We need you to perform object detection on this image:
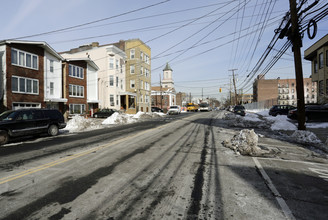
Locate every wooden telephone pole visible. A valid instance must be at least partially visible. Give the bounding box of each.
[289,0,306,130]
[229,69,238,105]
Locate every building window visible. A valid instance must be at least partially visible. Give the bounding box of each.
[109,75,114,86]
[140,67,143,75]
[140,51,143,60]
[12,76,38,94]
[145,95,149,103]
[319,80,323,95]
[121,79,123,90]
[69,104,85,114]
[11,48,38,70]
[50,82,54,95]
[110,94,114,106]
[109,58,114,69]
[69,64,84,79]
[319,53,323,69]
[116,95,119,105]
[130,49,135,59]
[130,80,135,89]
[130,65,135,74]
[116,77,119,87]
[116,59,119,70]
[69,84,84,97]
[314,58,318,73]
[326,79,328,95]
[140,80,143,89]
[50,60,54,72]
[140,95,143,103]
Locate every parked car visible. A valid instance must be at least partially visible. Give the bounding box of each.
[0,108,66,145]
[269,105,296,116]
[167,105,181,115]
[233,105,246,116]
[287,104,328,122]
[151,106,163,113]
[93,109,117,118]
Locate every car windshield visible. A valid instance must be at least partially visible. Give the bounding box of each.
[0,111,18,121]
[170,106,178,109]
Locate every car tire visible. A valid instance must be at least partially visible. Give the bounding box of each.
[48,125,59,136]
[0,130,9,145]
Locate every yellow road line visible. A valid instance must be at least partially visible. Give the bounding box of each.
[0,115,196,185]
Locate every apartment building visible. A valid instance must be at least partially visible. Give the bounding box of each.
[253,75,317,107]
[304,33,328,103]
[61,43,126,112]
[62,58,99,118]
[114,39,151,113]
[0,40,66,112]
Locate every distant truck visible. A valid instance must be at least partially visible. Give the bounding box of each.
[199,102,210,112]
[187,103,198,112]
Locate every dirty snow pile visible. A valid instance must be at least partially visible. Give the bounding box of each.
[222,129,269,156]
[291,130,322,144]
[64,115,102,132]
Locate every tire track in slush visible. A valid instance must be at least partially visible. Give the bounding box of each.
[187,118,212,219]
[2,121,191,220]
[98,121,202,219]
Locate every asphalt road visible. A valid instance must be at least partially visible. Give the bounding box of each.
[0,111,327,220]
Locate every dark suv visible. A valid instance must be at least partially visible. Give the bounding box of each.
[269,105,295,116]
[0,109,66,145]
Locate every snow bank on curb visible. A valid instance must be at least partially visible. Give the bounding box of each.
[269,115,297,131]
[291,130,321,144]
[222,129,267,156]
[102,112,136,125]
[65,115,102,132]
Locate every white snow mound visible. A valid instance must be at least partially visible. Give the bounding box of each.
[270,115,297,131]
[65,115,101,132]
[102,112,136,125]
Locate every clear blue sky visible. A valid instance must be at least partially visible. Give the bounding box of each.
[1,0,327,101]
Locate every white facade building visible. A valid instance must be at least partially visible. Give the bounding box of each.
[61,43,126,110]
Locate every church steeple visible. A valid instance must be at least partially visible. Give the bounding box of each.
[162,62,174,89]
[163,62,173,71]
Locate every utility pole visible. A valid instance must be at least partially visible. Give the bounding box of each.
[229,69,238,105]
[160,74,163,110]
[289,0,306,130]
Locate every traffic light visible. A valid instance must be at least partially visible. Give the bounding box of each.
[219,88,222,93]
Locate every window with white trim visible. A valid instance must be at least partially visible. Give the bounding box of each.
[140,51,143,60]
[110,94,114,106]
[121,79,123,90]
[11,48,38,70]
[145,95,149,103]
[69,64,84,79]
[109,58,114,69]
[130,65,135,74]
[130,49,135,59]
[69,84,84,97]
[116,76,119,87]
[69,104,85,114]
[12,76,38,94]
[140,67,143,75]
[50,82,54,95]
[50,60,54,72]
[140,94,143,103]
[116,59,119,70]
[109,75,114,86]
[116,95,119,105]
